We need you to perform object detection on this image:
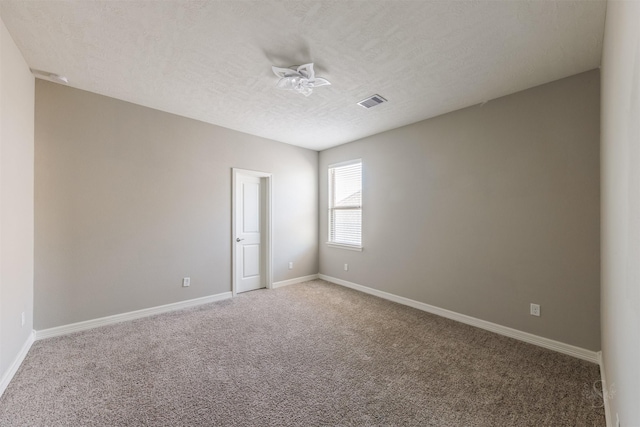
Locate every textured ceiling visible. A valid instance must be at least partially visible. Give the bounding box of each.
[0,1,606,151]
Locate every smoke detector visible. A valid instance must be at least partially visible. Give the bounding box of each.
[30,69,69,84]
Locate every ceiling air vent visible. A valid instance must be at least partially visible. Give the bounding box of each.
[357,94,387,109]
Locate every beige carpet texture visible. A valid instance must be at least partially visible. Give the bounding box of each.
[0,280,605,426]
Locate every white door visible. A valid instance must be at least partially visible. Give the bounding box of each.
[235,173,263,293]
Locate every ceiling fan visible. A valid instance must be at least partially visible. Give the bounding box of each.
[271,63,331,97]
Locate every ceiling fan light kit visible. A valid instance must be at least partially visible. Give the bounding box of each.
[271,63,331,97]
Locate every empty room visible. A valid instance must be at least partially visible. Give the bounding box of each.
[0,0,638,426]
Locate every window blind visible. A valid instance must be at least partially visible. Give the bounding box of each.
[328,161,362,247]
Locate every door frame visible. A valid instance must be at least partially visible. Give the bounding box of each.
[231,168,273,296]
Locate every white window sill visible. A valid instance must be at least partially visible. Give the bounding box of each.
[326,242,363,252]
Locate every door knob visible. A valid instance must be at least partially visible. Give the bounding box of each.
[236,238,244,242]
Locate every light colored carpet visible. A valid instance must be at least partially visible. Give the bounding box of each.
[0,280,605,426]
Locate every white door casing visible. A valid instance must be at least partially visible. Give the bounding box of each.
[232,169,272,295]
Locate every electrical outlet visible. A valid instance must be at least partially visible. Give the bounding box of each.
[288,262,293,270]
[182,277,191,287]
[21,312,25,327]
[530,303,540,317]
[344,264,349,271]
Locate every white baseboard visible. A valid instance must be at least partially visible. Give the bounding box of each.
[272,274,319,289]
[0,330,35,398]
[35,292,233,340]
[599,351,613,427]
[319,274,599,364]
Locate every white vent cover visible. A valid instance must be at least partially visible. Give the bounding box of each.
[357,94,387,109]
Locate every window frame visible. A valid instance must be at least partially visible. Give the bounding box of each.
[327,159,363,251]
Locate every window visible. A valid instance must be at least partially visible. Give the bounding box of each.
[328,160,362,250]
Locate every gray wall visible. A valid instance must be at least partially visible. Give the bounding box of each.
[319,70,600,351]
[0,18,34,381]
[601,1,640,425]
[35,80,318,330]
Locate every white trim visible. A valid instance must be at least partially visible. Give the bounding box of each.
[599,351,613,427]
[326,242,363,252]
[35,292,232,340]
[0,330,35,398]
[232,168,273,297]
[272,274,319,289]
[327,158,362,169]
[319,274,599,364]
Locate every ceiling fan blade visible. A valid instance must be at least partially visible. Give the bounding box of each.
[275,77,295,90]
[297,63,315,79]
[272,66,297,78]
[312,77,331,87]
